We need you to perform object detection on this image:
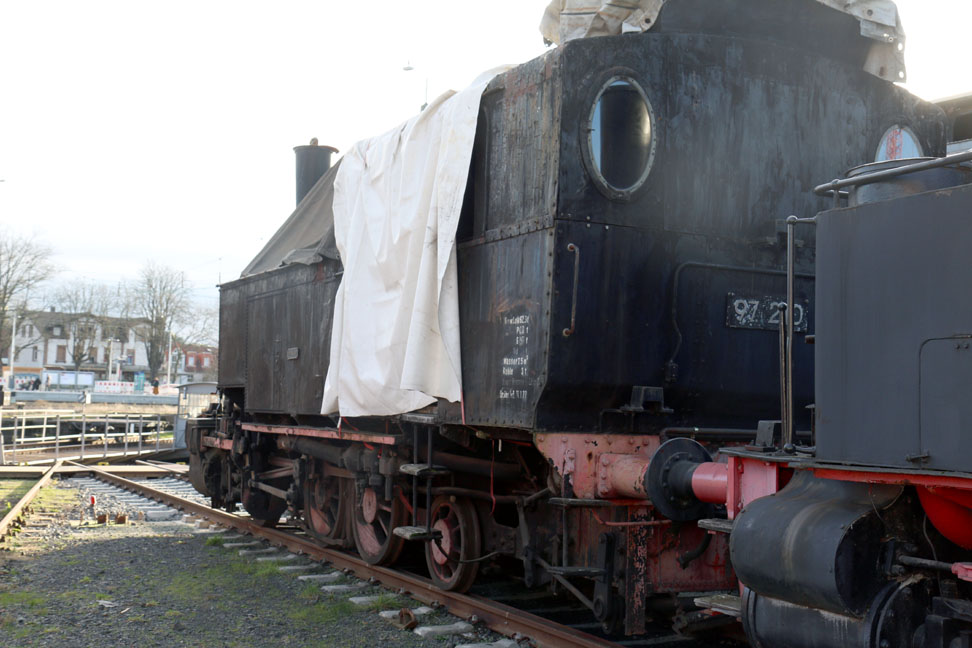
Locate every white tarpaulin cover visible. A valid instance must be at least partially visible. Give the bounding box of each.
[321,69,504,418]
[539,0,906,82]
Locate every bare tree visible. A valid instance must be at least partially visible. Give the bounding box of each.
[52,280,116,373]
[170,307,219,382]
[178,306,218,347]
[0,229,55,362]
[130,263,191,381]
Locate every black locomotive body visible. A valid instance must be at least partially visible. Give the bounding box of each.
[723,157,972,648]
[187,0,968,643]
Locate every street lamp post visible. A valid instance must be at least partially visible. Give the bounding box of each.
[106,338,114,382]
[165,331,173,385]
[7,309,15,389]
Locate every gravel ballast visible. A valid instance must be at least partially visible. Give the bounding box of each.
[0,478,504,647]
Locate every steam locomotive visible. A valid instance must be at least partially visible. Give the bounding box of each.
[186,0,972,645]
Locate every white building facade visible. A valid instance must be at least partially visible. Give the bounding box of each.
[7,309,152,388]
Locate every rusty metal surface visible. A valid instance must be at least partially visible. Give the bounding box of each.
[85,465,623,648]
[0,464,188,479]
[0,461,60,540]
[534,433,660,500]
[446,228,554,428]
[241,423,398,446]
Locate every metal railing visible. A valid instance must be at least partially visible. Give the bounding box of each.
[814,149,972,205]
[0,408,170,465]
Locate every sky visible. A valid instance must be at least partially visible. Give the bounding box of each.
[0,0,969,309]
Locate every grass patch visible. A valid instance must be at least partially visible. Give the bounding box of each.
[298,583,321,600]
[286,599,355,625]
[204,536,224,547]
[0,591,48,609]
[0,480,34,510]
[251,562,283,578]
[368,591,404,611]
[34,485,79,510]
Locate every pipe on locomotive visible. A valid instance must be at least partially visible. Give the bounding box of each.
[596,438,728,521]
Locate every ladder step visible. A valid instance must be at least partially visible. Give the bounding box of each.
[545,566,605,578]
[392,526,443,541]
[698,518,735,534]
[399,464,451,478]
[694,594,742,616]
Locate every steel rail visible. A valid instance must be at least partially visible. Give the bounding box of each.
[0,460,61,540]
[82,464,620,648]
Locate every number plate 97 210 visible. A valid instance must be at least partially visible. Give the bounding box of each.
[725,292,809,333]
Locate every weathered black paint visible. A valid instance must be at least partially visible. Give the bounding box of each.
[815,182,972,471]
[294,143,337,206]
[220,0,947,439]
[219,260,341,417]
[731,471,901,616]
[442,0,945,433]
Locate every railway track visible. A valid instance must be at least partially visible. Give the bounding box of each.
[75,464,740,648]
[0,462,61,542]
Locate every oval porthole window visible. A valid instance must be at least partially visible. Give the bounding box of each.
[875,124,923,161]
[586,76,656,200]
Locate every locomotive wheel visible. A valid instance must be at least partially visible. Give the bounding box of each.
[303,472,348,543]
[350,484,405,565]
[424,496,481,592]
[241,481,286,528]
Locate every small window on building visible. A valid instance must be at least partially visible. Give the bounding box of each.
[88,347,97,363]
[53,325,62,337]
[56,345,66,363]
[203,356,210,368]
[104,348,111,363]
[126,350,135,364]
[31,347,38,361]
[185,353,195,369]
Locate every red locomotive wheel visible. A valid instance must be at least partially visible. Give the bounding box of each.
[350,485,405,565]
[424,496,481,592]
[303,474,349,543]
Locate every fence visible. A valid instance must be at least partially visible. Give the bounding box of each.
[0,408,171,465]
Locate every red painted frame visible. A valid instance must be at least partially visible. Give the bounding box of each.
[241,423,398,446]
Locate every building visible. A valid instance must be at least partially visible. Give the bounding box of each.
[7,308,153,385]
[170,343,217,384]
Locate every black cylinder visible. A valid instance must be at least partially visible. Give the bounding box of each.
[294,140,338,206]
[730,471,902,616]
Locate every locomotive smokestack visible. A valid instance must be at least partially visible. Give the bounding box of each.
[293,138,338,206]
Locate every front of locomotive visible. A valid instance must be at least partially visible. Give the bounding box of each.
[570,2,972,646]
[726,115,972,647]
[454,0,948,637]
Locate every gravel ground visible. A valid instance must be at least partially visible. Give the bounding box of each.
[0,479,505,647]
